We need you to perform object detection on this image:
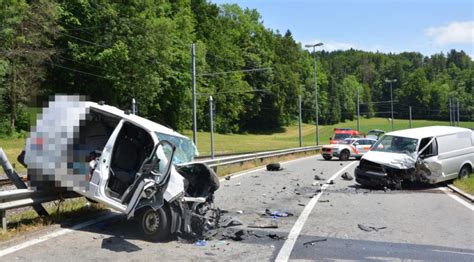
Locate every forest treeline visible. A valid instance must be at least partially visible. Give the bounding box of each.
[1,0,472,137]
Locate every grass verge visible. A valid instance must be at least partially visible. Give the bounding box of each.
[0,197,105,242]
[453,175,474,195]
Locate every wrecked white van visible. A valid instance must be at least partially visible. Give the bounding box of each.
[355,126,474,188]
[23,95,220,241]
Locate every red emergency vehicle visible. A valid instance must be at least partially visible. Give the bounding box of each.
[329,128,360,144]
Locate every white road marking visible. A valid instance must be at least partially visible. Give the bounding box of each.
[438,187,474,211]
[0,212,120,257]
[275,161,359,262]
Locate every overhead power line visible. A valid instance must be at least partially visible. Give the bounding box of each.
[198,67,272,77]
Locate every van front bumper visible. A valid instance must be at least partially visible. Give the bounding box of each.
[354,166,390,187]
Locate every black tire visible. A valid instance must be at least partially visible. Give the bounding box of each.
[323,155,332,160]
[266,163,281,171]
[339,150,350,161]
[458,165,472,179]
[137,206,171,242]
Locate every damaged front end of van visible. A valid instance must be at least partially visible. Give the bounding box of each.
[22,95,220,241]
[354,134,439,189]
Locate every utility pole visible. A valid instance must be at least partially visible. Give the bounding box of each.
[298,95,302,147]
[209,96,215,159]
[304,42,324,145]
[409,106,412,128]
[192,43,197,146]
[132,98,136,115]
[356,87,360,132]
[449,98,452,126]
[385,79,397,131]
[457,101,460,127]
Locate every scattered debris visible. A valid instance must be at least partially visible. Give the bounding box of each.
[205,252,217,256]
[312,168,316,171]
[357,224,387,232]
[303,238,327,247]
[383,187,391,192]
[248,220,278,229]
[341,172,353,181]
[236,210,244,214]
[314,175,323,180]
[320,171,324,175]
[251,175,259,178]
[267,234,286,240]
[328,180,334,185]
[225,176,231,180]
[194,240,208,246]
[319,199,330,203]
[298,203,306,207]
[340,163,344,166]
[266,163,282,171]
[221,217,244,228]
[221,228,248,241]
[265,209,293,217]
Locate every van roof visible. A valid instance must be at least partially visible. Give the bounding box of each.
[87,102,188,139]
[386,126,472,139]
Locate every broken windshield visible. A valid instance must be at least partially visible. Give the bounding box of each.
[155,132,198,164]
[372,135,418,154]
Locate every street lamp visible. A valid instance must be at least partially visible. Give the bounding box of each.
[305,42,324,145]
[385,79,397,131]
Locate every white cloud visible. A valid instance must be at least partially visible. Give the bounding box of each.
[426,21,474,45]
[302,39,356,52]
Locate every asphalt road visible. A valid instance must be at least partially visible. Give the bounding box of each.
[0,155,473,261]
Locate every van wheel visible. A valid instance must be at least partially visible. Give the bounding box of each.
[323,155,332,160]
[137,206,171,242]
[458,165,472,179]
[339,150,350,161]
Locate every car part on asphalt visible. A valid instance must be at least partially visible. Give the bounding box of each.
[357,224,387,232]
[266,163,282,171]
[341,172,354,181]
[303,238,327,247]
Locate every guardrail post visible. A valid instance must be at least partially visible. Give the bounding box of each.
[0,148,48,218]
[0,210,5,231]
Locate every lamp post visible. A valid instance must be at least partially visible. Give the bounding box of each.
[385,79,397,131]
[305,42,323,145]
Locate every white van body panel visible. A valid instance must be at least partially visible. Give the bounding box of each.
[358,126,474,185]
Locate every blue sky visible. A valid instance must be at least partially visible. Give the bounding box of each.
[211,0,474,58]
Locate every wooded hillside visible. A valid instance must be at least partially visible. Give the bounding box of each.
[1,0,472,137]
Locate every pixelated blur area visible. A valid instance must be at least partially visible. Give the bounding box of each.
[25,95,90,191]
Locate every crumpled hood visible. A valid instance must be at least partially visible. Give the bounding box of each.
[362,151,417,169]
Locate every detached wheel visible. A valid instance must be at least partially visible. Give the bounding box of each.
[137,206,171,242]
[323,155,332,160]
[339,150,350,161]
[458,165,472,179]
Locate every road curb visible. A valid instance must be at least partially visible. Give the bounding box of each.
[446,184,474,203]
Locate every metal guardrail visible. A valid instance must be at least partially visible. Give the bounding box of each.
[194,146,321,168]
[0,189,78,230]
[0,145,320,230]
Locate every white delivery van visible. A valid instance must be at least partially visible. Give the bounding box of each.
[355,126,474,188]
[23,95,220,241]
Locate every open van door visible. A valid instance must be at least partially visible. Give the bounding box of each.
[122,140,176,219]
